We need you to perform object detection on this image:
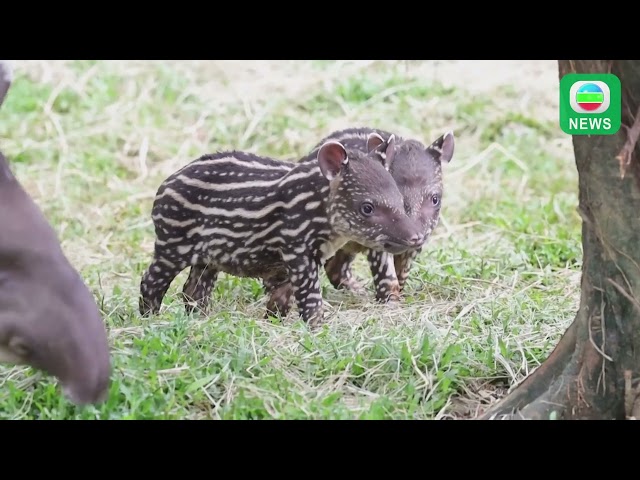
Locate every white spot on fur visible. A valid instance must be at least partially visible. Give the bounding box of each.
[177,245,193,255]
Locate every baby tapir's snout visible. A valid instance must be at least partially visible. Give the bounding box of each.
[406,231,426,246]
[381,215,428,254]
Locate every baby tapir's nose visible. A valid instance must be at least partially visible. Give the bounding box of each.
[407,232,425,246]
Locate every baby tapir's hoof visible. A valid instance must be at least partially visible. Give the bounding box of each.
[338,278,367,294]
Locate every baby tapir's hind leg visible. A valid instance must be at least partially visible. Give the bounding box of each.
[139,246,187,316]
[181,263,219,316]
[263,270,294,320]
[324,249,365,293]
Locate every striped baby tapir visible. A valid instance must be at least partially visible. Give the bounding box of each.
[317,127,455,303]
[138,133,426,327]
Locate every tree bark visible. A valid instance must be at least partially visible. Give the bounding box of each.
[480,60,640,420]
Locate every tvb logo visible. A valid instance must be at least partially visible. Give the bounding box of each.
[559,73,621,135]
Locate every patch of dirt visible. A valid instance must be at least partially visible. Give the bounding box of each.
[440,379,511,419]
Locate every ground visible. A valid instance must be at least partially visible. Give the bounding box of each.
[0,60,581,419]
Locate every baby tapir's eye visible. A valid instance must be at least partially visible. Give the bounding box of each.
[360,201,375,217]
[431,194,440,207]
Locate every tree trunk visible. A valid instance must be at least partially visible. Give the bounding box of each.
[480,60,640,420]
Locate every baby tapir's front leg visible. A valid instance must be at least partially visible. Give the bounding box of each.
[393,247,422,292]
[367,250,401,303]
[284,251,325,328]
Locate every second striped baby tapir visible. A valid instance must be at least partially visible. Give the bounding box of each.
[139,133,427,328]
[319,127,455,303]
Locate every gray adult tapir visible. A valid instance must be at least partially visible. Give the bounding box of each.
[0,60,111,405]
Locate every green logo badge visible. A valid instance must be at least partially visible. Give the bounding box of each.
[559,73,621,135]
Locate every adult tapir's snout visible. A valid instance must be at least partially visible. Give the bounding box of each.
[0,60,111,406]
[54,271,112,406]
[9,269,113,406]
[0,154,112,407]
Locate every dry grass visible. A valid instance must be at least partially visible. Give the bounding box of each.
[0,60,581,419]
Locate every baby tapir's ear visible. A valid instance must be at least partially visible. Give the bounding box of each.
[0,60,13,109]
[318,141,349,181]
[366,132,386,153]
[366,132,396,171]
[383,134,396,169]
[426,130,455,164]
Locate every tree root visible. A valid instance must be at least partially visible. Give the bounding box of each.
[616,104,640,179]
[479,304,624,420]
[479,319,578,419]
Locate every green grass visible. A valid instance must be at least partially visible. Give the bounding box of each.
[0,60,581,419]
